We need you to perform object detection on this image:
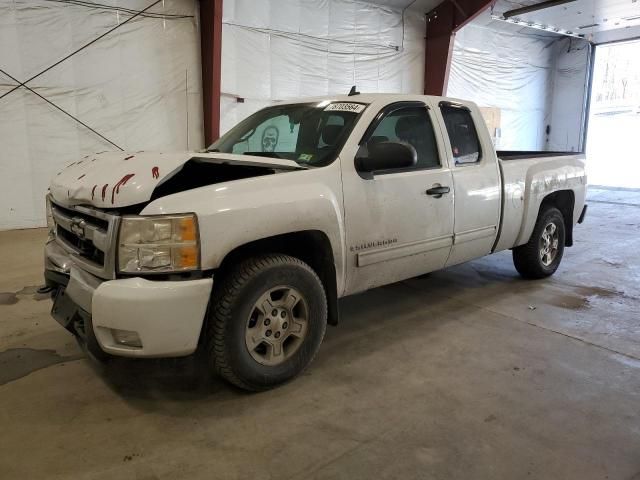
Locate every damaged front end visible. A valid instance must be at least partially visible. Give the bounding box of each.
[45,151,304,350]
[49,150,305,211]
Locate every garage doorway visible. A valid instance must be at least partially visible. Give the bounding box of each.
[586,39,640,188]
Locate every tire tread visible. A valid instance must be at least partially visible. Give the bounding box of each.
[207,254,326,391]
[513,206,565,279]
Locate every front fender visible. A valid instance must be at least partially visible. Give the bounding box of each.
[141,165,346,294]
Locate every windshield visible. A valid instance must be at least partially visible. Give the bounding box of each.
[207,102,366,167]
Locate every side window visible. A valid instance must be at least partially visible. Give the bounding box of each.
[440,106,481,165]
[368,106,440,169]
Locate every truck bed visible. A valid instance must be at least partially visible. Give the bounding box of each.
[494,153,587,253]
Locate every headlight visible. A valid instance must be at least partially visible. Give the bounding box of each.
[117,214,200,274]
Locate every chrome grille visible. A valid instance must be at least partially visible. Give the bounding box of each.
[49,196,120,279]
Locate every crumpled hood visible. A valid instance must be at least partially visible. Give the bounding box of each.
[49,151,302,209]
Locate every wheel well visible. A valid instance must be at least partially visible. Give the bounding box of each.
[540,190,575,246]
[217,231,340,325]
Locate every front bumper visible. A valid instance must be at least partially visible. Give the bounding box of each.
[45,240,213,358]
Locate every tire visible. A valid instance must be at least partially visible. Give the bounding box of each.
[513,206,565,279]
[207,254,327,391]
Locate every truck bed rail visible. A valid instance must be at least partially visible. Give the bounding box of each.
[497,151,583,161]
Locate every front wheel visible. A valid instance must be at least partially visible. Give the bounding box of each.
[513,206,565,279]
[207,254,327,391]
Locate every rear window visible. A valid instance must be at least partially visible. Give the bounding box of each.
[440,106,481,165]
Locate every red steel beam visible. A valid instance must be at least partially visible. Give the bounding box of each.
[200,0,223,146]
[424,0,493,96]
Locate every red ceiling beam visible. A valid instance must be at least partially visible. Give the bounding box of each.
[200,0,223,146]
[424,0,494,96]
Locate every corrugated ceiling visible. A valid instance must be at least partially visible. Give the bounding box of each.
[493,0,640,42]
[365,0,640,43]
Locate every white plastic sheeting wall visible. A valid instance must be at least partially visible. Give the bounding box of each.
[448,20,555,150]
[547,38,590,152]
[220,0,426,135]
[447,14,588,152]
[0,0,202,230]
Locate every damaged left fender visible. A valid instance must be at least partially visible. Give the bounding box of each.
[141,162,348,295]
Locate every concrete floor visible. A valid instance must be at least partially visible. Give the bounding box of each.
[1,188,639,480]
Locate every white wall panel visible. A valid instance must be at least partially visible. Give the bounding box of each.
[447,12,589,152]
[547,38,590,152]
[447,18,556,150]
[1,0,425,230]
[219,0,426,134]
[0,0,202,230]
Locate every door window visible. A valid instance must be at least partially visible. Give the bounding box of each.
[367,106,440,169]
[440,106,481,165]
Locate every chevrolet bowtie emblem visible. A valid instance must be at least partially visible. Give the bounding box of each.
[70,218,87,240]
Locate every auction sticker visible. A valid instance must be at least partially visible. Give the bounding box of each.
[324,103,366,113]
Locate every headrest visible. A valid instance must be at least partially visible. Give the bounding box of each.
[395,116,425,139]
[321,124,343,145]
[369,135,389,145]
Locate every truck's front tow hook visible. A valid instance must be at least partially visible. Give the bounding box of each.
[37,285,54,294]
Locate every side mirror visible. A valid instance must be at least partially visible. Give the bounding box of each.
[355,141,417,176]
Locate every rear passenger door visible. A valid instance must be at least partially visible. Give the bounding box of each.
[341,101,454,295]
[438,102,501,267]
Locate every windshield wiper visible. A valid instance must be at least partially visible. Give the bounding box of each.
[243,152,283,159]
[206,148,220,152]
[236,128,256,144]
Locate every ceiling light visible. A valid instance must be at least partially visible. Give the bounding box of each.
[490,14,586,39]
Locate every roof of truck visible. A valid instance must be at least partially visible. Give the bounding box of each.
[276,93,473,107]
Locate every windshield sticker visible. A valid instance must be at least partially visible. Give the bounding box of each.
[298,154,314,162]
[324,103,366,113]
[262,126,279,152]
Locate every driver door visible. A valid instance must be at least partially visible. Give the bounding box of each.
[341,101,455,295]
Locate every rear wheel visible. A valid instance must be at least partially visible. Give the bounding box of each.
[513,206,565,279]
[207,254,327,391]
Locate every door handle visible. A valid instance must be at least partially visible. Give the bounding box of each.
[426,186,450,197]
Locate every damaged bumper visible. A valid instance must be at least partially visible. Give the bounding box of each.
[44,240,213,358]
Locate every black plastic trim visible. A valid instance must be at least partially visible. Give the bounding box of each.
[498,150,584,160]
[358,101,429,146]
[578,204,588,224]
[44,269,70,289]
[438,100,470,111]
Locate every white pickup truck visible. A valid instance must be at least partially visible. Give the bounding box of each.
[44,94,587,390]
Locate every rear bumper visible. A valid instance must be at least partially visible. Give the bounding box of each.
[45,240,213,358]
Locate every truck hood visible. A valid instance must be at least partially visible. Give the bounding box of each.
[49,151,304,209]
